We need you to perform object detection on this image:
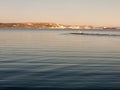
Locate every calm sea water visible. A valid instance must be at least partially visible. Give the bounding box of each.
[0,28,120,90]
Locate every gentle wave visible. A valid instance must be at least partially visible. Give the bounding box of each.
[0,29,120,89]
[70,33,120,37]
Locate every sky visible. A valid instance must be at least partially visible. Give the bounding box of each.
[0,0,120,26]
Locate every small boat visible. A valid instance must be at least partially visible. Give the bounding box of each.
[70,30,83,35]
[77,30,83,34]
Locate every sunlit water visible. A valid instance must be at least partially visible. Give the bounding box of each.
[0,28,120,90]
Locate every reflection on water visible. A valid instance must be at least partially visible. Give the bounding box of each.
[0,28,120,90]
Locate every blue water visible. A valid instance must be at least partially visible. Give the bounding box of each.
[0,28,120,90]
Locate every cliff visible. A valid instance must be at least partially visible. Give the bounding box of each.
[0,22,61,28]
[0,22,95,29]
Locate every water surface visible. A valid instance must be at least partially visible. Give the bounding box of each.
[0,28,120,90]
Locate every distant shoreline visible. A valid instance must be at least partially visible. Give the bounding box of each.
[0,22,119,30]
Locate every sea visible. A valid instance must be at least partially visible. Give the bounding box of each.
[0,28,120,90]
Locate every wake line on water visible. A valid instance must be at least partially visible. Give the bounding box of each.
[69,33,120,37]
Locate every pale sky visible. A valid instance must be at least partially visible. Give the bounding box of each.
[0,0,120,26]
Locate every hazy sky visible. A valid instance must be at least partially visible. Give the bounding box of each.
[0,0,120,26]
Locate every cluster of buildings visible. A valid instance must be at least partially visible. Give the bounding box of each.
[52,24,95,29]
[54,24,118,30]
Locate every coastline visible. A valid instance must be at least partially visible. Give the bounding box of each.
[0,22,119,30]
